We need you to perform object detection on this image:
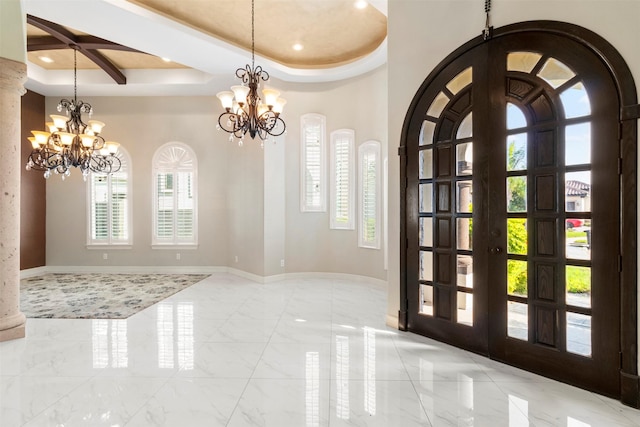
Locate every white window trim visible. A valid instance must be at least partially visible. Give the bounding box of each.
[358,140,381,249]
[152,142,198,247]
[151,244,199,250]
[86,244,133,250]
[330,128,355,230]
[86,146,133,247]
[384,156,388,269]
[300,113,327,212]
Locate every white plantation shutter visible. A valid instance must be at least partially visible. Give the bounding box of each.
[176,172,194,239]
[152,143,197,246]
[156,172,174,239]
[91,176,109,240]
[87,148,131,245]
[330,129,354,229]
[111,172,128,241]
[300,113,326,212]
[359,141,381,249]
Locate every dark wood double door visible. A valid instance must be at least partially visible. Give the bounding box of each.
[402,28,624,397]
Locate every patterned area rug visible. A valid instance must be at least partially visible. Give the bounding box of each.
[20,273,209,319]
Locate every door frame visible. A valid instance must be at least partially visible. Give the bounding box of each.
[398,20,639,407]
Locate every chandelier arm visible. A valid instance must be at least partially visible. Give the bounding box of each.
[88,154,121,174]
[268,117,287,137]
[91,135,107,151]
[258,67,268,82]
[218,111,245,135]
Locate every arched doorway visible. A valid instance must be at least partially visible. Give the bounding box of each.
[399,21,638,405]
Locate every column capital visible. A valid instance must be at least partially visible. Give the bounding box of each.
[0,57,27,95]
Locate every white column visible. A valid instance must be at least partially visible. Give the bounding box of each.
[0,0,27,342]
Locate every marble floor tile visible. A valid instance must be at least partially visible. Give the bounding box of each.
[270,316,334,344]
[126,378,248,427]
[2,273,637,427]
[413,380,520,427]
[175,342,266,378]
[22,376,166,427]
[496,381,639,427]
[205,315,280,343]
[227,378,331,427]
[0,375,88,426]
[329,380,431,427]
[330,331,410,381]
[252,342,332,379]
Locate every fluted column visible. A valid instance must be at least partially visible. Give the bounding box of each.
[0,57,27,341]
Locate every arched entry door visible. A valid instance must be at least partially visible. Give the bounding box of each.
[400,22,638,402]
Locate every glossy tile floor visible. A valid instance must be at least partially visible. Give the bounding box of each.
[1,273,639,426]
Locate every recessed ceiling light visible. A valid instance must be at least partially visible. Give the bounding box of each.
[292,43,304,51]
[355,0,368,9]
[161,57,171,62]
[39,56,54,63]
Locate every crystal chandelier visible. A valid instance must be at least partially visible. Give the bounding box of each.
[26,47,121,180]
[216,0,286,146]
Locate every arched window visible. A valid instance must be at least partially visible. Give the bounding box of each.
[300,113,326,212]
[152,142,198,247]
[86,147,132,246]
[359,140,381,249]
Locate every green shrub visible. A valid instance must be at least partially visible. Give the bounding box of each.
[566,266,591,294]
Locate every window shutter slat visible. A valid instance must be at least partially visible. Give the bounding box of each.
[301,114,326,212]
[88,148,130,245]
[359,141,380,248]
[330,129,354,229]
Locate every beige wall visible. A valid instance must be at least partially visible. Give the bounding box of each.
[227,134,265,275]
[44,65,388,280]
[386,0,640,359]
[282,67,388,280]
[0,0,25,63]
[45,96,230,268]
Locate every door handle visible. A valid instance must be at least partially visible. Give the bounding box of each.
[489,247,503,254]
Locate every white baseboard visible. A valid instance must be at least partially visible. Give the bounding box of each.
[21,266,388,288]
[23,265,226,277]
[385,313,399,329]
[19,266,48,279]
[266,271,387,288]
[225,268,267,284]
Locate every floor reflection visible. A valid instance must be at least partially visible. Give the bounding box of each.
[92,319,128,369]
[335,335,349,420]
[568,416,591,427]
[305,351,320,427]
[363,326,376,416]
[509,394,529,426]
[156,302,194,370]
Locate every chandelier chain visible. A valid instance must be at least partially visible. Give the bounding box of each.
[73,48,77,102]
[251,0,255,69]
[483,0,492,40]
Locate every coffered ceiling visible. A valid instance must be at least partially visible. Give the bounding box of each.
[23,0,388,96]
